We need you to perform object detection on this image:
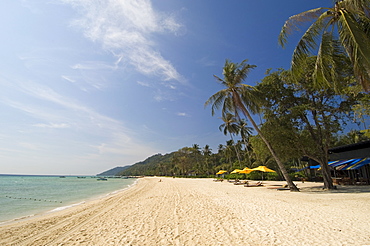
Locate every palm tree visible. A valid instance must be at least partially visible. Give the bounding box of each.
[202,144,212,156]
[219,113,241,163]
[205,59,299,191]
[192,144,201,175]
[278,0,370,92]
[217,144,225,154]
[202,145,212,175]
[237,119,253,166]
[224,140,236,169]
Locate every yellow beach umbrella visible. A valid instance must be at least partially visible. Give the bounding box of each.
[252,166,275,172]
[230,169,242,174]
[216,170,227,175]
[251,166,275,180]
[239,167,254,174]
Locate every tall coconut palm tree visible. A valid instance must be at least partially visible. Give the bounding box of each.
[205,59,299,191]
[278,0,370,92]
[237,119,253,166]
[191,144,201,175]
[219,113,241,163]
[224,140,237,169]
[202,145,212,175]
[217,144,225,154]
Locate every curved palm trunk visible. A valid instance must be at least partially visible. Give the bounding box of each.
[234,93,299,192]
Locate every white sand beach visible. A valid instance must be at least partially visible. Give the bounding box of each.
[1,177,369,245]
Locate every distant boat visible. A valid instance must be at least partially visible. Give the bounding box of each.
[59,176,66,178]
[77,176,86,178]
[97,177,108,181]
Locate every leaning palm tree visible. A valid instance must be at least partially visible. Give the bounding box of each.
[278,0,370,92]
[205,59,299,191]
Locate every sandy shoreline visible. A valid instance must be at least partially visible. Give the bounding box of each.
[1,177,369,245]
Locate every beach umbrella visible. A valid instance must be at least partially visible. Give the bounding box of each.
[216,170,227,175]
[252,166,276,173]
[239,167,254,174]
[230,169,243,174]
[251,166,275,180]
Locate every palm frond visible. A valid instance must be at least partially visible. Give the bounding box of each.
[290,12,331,79]
[338,10,370,91]
[204,90,227,115]
[338,0,370,16]
[235,61,256,85]
[313,32,347,91]
[239,85,262,114]
[222,97,237,117]
[213,74,225,84]
[278,8,327,48]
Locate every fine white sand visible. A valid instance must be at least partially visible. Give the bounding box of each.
[1,177,369,245]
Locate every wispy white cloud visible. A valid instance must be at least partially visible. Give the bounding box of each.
[33,123,70,128]
[177,112,190,117]
[4,80,159,159]
[153,88,176,102]
[61,0,186,84]
[71,61,117,70]
[137,81,151,87]
[197,56,217,67]
[61,75,76,83]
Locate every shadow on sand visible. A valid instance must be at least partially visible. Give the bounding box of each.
[300,184,370,194]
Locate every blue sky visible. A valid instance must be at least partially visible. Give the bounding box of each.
[0,0,344,175]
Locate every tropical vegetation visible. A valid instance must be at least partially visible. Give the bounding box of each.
[117,130,368,181]
[117,1,370,192]
[204,59,300,191]
[278,0,370,92]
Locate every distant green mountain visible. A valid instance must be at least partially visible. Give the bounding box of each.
[96,153,170,176]
[117,153,173,176]
[97,166,131,176]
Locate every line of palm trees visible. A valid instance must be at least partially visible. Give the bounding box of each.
[205,0,369,192]
[219,114,253,166]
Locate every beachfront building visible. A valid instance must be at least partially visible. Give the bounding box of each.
[300,140,370,185]
[328,140,370,185]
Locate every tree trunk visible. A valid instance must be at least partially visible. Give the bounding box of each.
[319,150,335,190]
[230,134,241,165]
[235,94,299,191]
[301,114,335,189]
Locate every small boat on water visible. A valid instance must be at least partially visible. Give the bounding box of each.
[97,177,108,181]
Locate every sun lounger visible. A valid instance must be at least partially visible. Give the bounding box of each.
[213,179,224,182]
[266,184,299,191]
[267,184,288,189]
[244,181,263,187]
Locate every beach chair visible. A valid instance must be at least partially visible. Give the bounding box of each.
[244,181,263,187]
[213,178,224,182]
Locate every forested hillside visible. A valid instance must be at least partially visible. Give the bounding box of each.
[115,130,369,180]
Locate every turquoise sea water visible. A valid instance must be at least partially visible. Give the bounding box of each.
[0,175,136,224]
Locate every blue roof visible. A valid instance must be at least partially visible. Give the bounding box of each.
[329,158,370,170]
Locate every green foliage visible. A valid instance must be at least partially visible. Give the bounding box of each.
[114,128,368,179]
[278,0,370,92]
